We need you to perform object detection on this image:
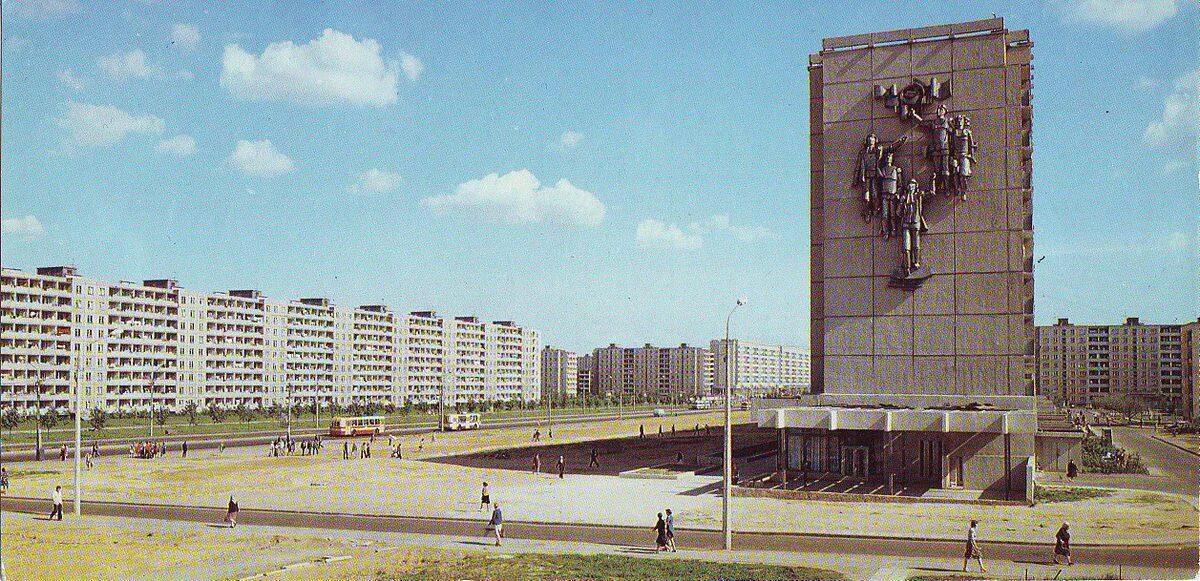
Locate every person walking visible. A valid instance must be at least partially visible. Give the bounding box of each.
[225,496,240,528]
[652,512,668,552]
[532,428,541,442]
[49,485,64,521]
[1,467,9,495]
[479,482,491,512]
[487,503,504,546]
[532,453,541,475]
[181,440,188,458]
[589,446,600,469]
[557,455,565,479]
[1053,522,1073,565]
[343,441,349,460]
[1066,459,1078,480]
[962,520,986,573]
[60,444,67,462]
[640,424,645,439]
[665,508,677,552]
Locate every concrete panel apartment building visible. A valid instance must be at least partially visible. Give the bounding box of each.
[1037,317,1193,413]
[582,343,714,401]
[0,266,541,414]
[540,347,578,399]
[711,339,811,398]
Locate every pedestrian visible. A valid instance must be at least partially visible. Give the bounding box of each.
[92,442,100,458]
[665,508,677,552]
[343,441,349,460]
[640,424,645,439]
[225,495,240,528]
[533,453,541,475]
[557,455,565,479]
[1053,522,1073,565]
[479,482,491,512]
[671,424,675,436]
[705,424,710,437]
[962,520,986,573]
[388,434,395,449]
[589,446,600,469]
[85,451,94,470]
[676,451,684,464]
[1066,459,1078,480]
[658,425,662,436]
[533,428,540,442]
[49,485,64,520]
[182,440,188,458]
[0,467,9,494]
[652,512,668,552]
[60,444,67,462]
[487,502,504,546]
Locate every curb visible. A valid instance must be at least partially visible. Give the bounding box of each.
[1150,434,1200,459]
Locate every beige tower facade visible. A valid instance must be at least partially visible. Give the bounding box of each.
[810,18,1035,396]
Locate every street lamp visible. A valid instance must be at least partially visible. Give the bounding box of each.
[722,297,746,551]
[75,327,125,516]
[286,383,293,441]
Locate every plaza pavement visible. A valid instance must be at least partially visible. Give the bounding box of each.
[1,411,1195,548]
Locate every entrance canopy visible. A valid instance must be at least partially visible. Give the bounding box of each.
[754,394,1037,435]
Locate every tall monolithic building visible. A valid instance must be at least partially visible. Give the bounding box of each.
[541,347,579,399]
[1183,321,1200,420]
[810,18,1035,396]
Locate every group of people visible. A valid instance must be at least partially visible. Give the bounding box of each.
[651,508,678,552]
[130,441,167,459]
[270,435,322,457]
[529,453,567,478]
[341,439,374,459]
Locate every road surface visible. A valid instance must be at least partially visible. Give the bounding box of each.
[1,496,1195,572]
[1109,427,1199,497]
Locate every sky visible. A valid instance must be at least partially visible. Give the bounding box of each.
[1,0,1196,353]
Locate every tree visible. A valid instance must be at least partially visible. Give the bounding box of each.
[38,409,59,430]
[208,404,227,424]
[154,406,169,427]
[1,406,20,434]
[182,401,199,426]
[88,407,108,432]
[236,402,256,423]
[1095,394,1147,423]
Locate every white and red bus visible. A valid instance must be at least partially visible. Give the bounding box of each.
[329,416,385,437]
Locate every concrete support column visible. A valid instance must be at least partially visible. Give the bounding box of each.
[780,428,788,485]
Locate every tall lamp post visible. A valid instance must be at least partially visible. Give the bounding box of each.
[33,377,44,461]
[285,383,293,441]
[76,327,124,516]
[722,297,746,551]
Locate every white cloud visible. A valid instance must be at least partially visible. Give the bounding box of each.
[348,168,403,195]
[399,52,424,81]
[56,102,164,149]
[636,219,703,251]
[689,214,776,242]
[1,215,47,239]
[220,28,399,107]
[170,23,201,51]
[227,139,295,177]
[98,49,156,81]
[6,0,79,19]
[155,134,196,156]
[422,169,606,227]
[560,131,584,149]
[1062,0,1178,33]
[58,69,85,91]
[1144,69,1198,149]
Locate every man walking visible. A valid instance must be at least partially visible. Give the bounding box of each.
[181,440,188,458]
[487,503,504,546]
[557,455,565,479]
[49,485,64,521]
[665,508,677,552]
[532,453,541,475]
[589,446,600,469]
[962,520,986,573]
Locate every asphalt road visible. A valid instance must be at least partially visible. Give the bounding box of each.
[1109,427,1199,496]
[1,496,1195,571]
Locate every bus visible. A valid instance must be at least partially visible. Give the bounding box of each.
[329,416,385,437]
[442,413,480,431]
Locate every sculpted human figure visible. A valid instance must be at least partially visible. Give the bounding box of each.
[876,150,903,239]
[950,115,977,198]
[919,104,953,194]
[897,179,929,272]
[854,134,908,221]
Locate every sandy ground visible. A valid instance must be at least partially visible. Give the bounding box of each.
[2,411,1196,546]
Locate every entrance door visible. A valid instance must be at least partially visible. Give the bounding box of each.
[948,455,964,488]
[841,446,870,477]
[919,439,942,482]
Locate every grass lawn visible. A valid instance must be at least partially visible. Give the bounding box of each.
[1033,484,1113,503]
[290,550,845,581]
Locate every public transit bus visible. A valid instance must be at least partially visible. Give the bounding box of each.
[443,413,480,431]
[329,416,385,437]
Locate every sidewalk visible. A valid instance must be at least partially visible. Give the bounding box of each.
[2,510,1188,580]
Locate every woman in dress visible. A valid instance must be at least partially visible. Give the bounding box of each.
[1053,522,1073,565]
[225,496,240,528]
[479,482,491,512]
[652,512,668,552]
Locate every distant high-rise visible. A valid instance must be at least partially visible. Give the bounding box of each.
[1038,317,1189,412]
[711,339,811,398]
[0,266,541,413]
[590,343,713,401]
[540,347,578,399]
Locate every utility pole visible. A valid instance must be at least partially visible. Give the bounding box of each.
[34,377,43,461]
[148,371,156,439]
[286,384,293,441]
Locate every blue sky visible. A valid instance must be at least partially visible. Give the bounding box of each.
[1,0,1196,352]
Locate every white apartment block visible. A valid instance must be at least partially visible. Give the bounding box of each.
[591,343,713,400]
[541,347,578,399]
[0,266,541,413]
[710,339,811,398]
